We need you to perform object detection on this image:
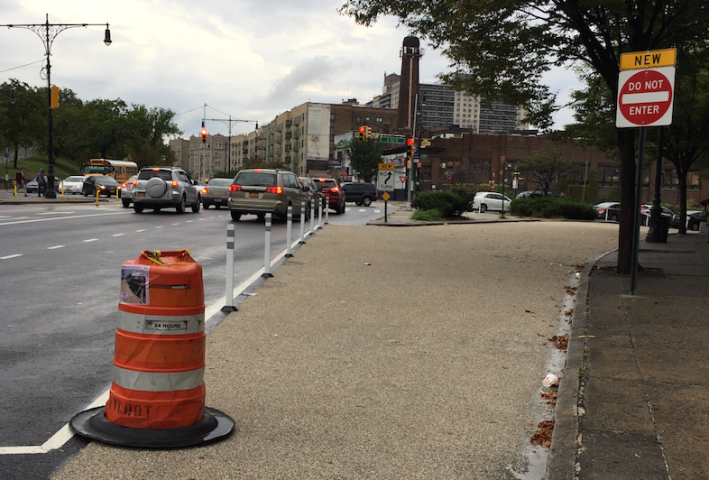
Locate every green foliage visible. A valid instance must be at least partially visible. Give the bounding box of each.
[509,197,597,220]
[412,209,444,221]
[518,149,576,194]
[411,190,469,217]
[346,137,382,183]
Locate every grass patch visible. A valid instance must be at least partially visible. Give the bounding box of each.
[3,155,81,181]
[412,209,444,221]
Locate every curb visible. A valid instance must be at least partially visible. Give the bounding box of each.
[545,248,617,480]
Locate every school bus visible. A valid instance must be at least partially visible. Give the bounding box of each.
[81,159,139,184]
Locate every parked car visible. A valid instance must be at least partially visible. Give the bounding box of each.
[342,182,377,206]
[471,192,513,213]
[671,210,707,231]
[26,176,61,194]
[311,177,346,214]
[299,177,323,214]
[515,190,557,199]
[81,175,119,197]
[201,178,232,209]
[227,168,310,221]
[119,175,138,208]
[595,201,620,219]
[132,167,201,214]
[60,175,86,195]
[604,204,673,224]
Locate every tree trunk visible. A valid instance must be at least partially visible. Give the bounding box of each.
[13,145,18,170]
[617,128,636,275]
[678,170,688,235]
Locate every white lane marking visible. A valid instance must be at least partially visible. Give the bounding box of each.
[83,238,99,243]
[0,391,109,455]
[358,209,366,212]
[135,229,146,233]
[47,245,65,250]
[172,223,180,226]
[0,254,23,260]
[0,211,132,227]
[155,226,164,229]
[186,220,194,223]
[112,233,125,237]
[374,210,381,213]
[36,211,75,215]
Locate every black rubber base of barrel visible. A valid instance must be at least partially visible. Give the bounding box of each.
[70,406,235,449]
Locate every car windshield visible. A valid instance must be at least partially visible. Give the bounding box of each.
[138,170,173,181]
[313,179,336,190]
[234,172,276,187]
[209,178,232,187]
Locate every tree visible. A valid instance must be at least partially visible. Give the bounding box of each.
[339,0,709,274]
[0,80,44,167]
[519,150,576,195]
[346,137,382,183]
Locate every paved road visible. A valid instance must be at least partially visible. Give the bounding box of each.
[0,199,392,480]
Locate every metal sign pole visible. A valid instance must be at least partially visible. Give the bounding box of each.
[631,127,647,295]
[222,224,237,312]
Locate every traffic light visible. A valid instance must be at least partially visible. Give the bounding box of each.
[406,137,415,161]
[201,123,208,144]
[365,126,372,139]
[358,126,365,141]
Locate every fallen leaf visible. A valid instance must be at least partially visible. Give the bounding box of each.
[530,420,555,448]
[502,366,508,369]
[548,334,569,350]
[566,289,576,296]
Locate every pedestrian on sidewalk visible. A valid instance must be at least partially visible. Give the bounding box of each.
[15,168,28,196]
[35,168,45,197]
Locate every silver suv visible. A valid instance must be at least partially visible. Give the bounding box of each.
[228,169,310,221]
[132,167,201,214]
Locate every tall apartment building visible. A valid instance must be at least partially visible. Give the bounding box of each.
[226,101,397,176]
[168,138,190,171]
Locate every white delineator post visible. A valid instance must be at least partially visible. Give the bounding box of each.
[222,224,237,312]
[317,200,323,230]
[262,213,274,278]
[299,201,306,244]
[309,201,315,235]
[285,205,294,258]
[325,198,330,225]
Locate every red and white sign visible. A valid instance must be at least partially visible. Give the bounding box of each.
[616,67,675,128]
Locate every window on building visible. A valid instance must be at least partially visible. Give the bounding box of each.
[365,117,370,124]
[598,165,620,187]
[376,117,383,124]
[356,116,361,124]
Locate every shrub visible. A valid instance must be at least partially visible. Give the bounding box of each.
[509,197,597,220]
[411,190,468,217]
[412,209,444,221]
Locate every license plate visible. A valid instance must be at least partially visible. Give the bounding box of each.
[249,192,259,198]
[137,192,146,197]
[214,198,223,203]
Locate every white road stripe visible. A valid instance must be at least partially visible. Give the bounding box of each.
[83,238,98,243]
[358,209,366,212]
[0,254,22,260]
[374,210,381,213]
[155,226,164,228]
[47,245,65,250]
[112,233,125,237]
[37,211,75,215]
[135,229,146,232]
[0,211,132,227]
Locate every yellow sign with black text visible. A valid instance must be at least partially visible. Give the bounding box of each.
[378,163,395,171]
[620,48,677,71]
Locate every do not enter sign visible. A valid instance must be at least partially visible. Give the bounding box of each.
[616,67,675,128]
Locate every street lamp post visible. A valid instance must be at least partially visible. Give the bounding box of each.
[203,116,258,175]
[1,14,111,198]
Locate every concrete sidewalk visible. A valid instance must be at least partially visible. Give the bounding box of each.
[46,209,709,480]
[548,231,709,480]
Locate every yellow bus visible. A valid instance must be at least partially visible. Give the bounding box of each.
[81,159,139,184]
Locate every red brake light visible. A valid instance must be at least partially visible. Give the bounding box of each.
[265,186,283,194]
[172,180,178,187]
[152,168,159,171]
[132,179,137,185]
[202,188,210,194]
[121,183,127,188]
[229,184,242,192]
[254,169,262,173]
[330,186,339,192]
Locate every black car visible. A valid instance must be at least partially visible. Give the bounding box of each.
[341,182,377,206]
[672,210,707,231]
[82,175,119,197]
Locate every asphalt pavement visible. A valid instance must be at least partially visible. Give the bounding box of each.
[4,193,708,479]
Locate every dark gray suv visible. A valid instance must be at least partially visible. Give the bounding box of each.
[342,182,377,206]
[132,167,201,214]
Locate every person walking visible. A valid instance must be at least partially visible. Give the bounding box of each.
[35,168,45,197]
[15,168,28,196]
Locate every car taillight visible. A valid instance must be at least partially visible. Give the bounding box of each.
[330,186,339,192]
[229,184,242,192]
[265,186,283,194]
[172,180,178,187]
[122,183,127,188]
[202,188,210,194]
[132,179,137,185]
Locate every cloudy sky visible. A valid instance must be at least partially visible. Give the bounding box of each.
[0,0,581,139]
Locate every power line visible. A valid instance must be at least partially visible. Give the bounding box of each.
[0,58,44,74]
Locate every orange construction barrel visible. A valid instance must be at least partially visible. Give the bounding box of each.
[70,250,234,448]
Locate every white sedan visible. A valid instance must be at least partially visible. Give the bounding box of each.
[60,175,86,195]
[471,192,513,213]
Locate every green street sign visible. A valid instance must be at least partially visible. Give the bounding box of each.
[380,136,406,144]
